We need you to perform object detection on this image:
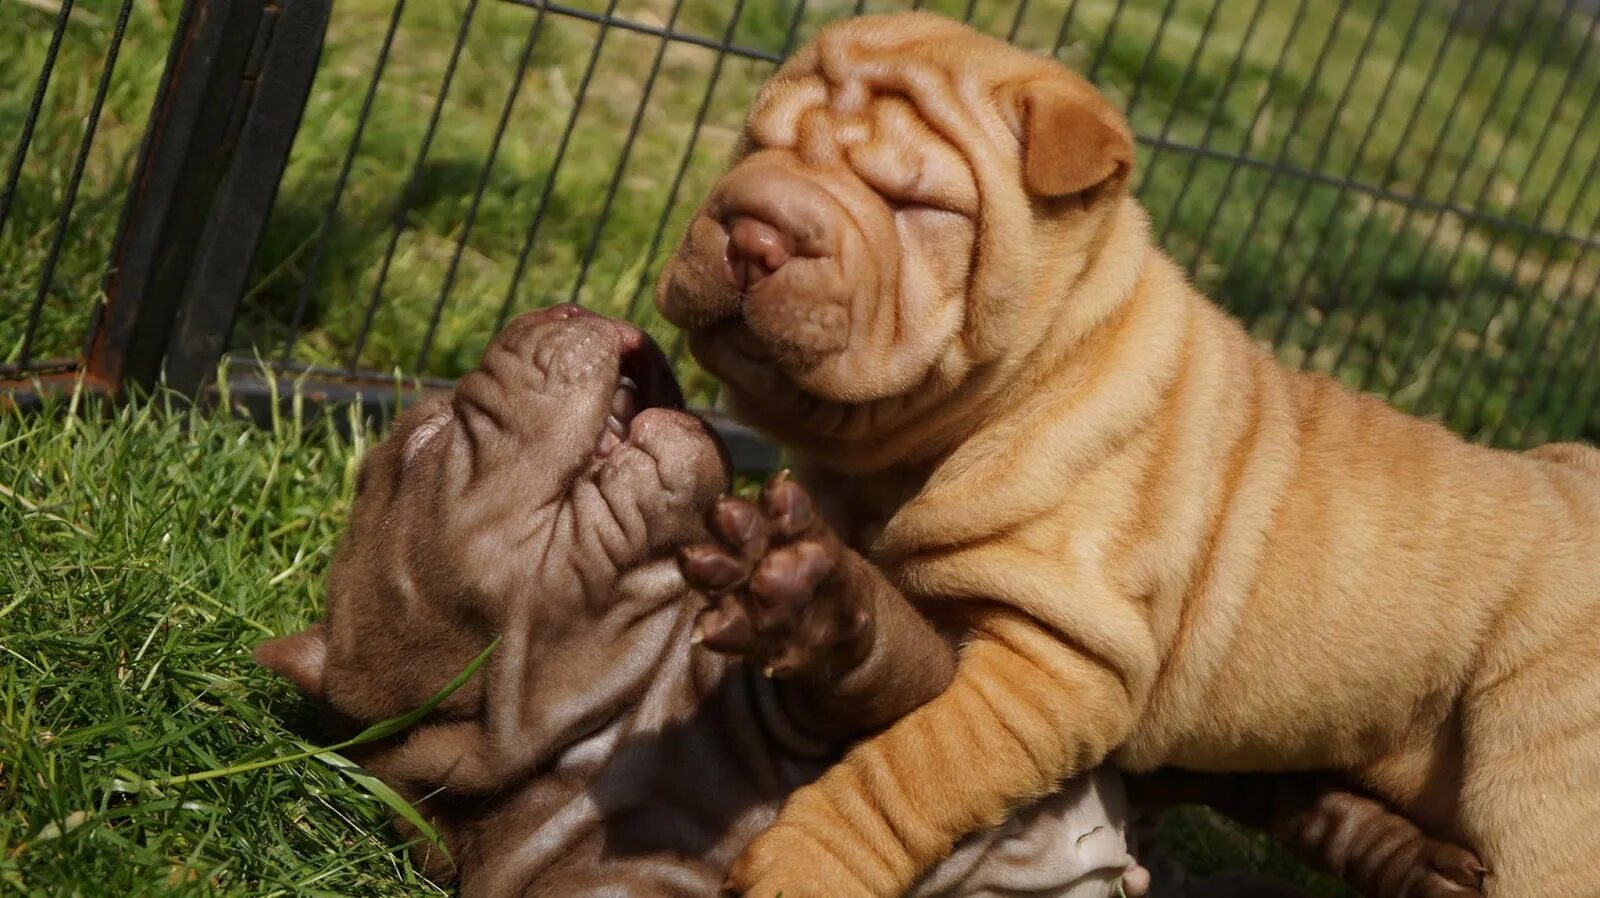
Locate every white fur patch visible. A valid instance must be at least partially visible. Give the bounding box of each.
[402,411,451,467]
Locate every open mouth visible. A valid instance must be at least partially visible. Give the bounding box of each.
[596,324,686,458]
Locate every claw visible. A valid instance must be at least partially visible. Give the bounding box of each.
[713,497,770,559]
[680,542,748,590]
[765,478,816,538]
[697,595,756,654]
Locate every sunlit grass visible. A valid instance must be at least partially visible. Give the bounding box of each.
[4,0,1598,441]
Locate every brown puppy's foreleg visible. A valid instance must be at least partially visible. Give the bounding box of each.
[1127,771,1485,898]
[677,472,956,741]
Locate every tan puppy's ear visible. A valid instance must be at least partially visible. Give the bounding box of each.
[1013,79,1134,199]
[254,623,329,700]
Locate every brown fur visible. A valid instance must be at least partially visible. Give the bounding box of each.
[254,306,1147,897]
[654,13,1583,898]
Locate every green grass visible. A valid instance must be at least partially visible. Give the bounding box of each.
[0,388,439,896]
[4,0,1600,441]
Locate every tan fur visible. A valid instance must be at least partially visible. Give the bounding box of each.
[656,13,1596,897]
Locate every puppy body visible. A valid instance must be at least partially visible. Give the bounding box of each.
[656,14,1597,897]
[874,237,1600,857]
[256,307,1146,897]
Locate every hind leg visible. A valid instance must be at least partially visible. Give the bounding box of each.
[1459,675,1600,895]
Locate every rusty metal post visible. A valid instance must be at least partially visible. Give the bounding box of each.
[86,0,330,395]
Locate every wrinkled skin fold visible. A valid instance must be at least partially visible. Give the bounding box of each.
[655,11,1518,898]
[255,305,1150,896]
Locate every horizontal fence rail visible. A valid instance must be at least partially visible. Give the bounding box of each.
[3,0,1598,459]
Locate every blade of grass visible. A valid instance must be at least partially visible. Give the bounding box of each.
[160,637,498,786]
[313,748,450,863]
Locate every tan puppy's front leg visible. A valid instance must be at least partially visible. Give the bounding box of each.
[728,608,1135,898]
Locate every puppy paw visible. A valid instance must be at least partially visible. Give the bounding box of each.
[1410,841,1486,897]
[678,473,870,678]
[1281,787,1486,898]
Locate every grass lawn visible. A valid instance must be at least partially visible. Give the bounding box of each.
[3,0,1599,893]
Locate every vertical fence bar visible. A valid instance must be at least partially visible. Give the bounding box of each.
[0,0,76,242]
[1134,0,1260,206]
[346,0,480,372]
[1186,0,1356,292]
[162,0,334,393]
[1235,0,1399,330]
[278,0,410,368]
[1121,0,1180,118]
[1006,0,1030,43]
[1156,0,1311,250]
[19,0,136,369]
[1051,0,1083,57]
[415,3,551,371]
[623,0,764,322]
[567,0,693,306]
[492,0,625,334]
[1351,0,1586,395]
[88,0,314,393]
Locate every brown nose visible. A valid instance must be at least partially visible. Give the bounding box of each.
[725,216,793,290]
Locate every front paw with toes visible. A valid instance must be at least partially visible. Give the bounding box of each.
[677,473,870,679]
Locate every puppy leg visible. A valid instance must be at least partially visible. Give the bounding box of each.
[1275,784,1483,898]
[725,607,1137,898]
[1458,669,1600,897]
[678,473,957,741]
[1127,771,1484,898]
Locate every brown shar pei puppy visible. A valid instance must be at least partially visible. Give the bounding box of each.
[655,12,1593,898]
[253,305,1152,897]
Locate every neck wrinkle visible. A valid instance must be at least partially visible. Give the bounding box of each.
[874,240,1191,563]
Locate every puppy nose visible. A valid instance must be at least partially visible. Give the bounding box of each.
[726,216,793,289]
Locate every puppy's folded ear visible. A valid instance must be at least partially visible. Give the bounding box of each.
[1011,77,1134,200]
[254,623,329,700]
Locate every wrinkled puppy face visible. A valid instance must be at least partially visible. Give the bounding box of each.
[656,12,1133,445]
[256,305,728,788]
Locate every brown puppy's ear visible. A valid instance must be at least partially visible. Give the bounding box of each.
[254,623,329,700]
[1013,78,1134,200]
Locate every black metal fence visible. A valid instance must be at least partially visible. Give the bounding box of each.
[4,0,1599,458]
[1,0,328,399]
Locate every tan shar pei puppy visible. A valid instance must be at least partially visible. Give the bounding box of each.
[656,12,1600,898]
